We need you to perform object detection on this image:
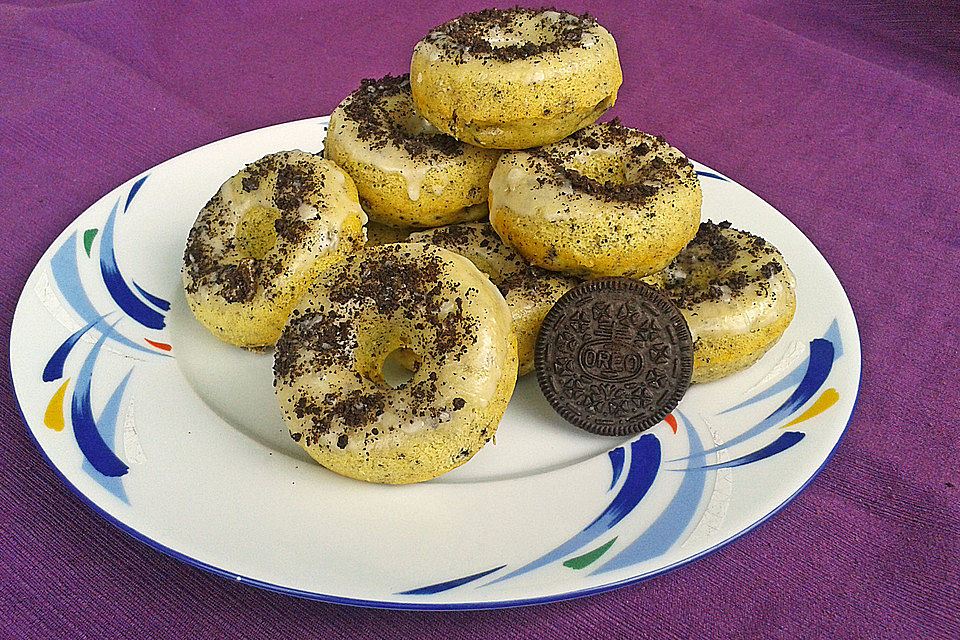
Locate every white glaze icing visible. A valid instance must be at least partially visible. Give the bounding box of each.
[277,244,513,455]
[186,151,363,301]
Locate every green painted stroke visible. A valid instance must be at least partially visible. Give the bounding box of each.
[83,229,98,257]
[563,537,617,570]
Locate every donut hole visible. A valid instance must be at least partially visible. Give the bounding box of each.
[354,325,421,389]
[655,251,725,293]
[382,348,418,388]
[380,93,443,139]
[685,264,722,290]
[484,12,563,48]
[568,150,669,192]
[568,152,630,186]
[235,206,281,259]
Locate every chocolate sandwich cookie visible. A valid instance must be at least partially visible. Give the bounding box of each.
[535,278,693,436]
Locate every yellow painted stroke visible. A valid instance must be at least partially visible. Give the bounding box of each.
[782,388,839,428]
[44,379,70,432]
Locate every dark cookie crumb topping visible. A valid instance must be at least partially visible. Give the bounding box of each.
[290,389,387,445]
[339,74,464,159]
[276,245,485,445]
[424,7,599,62]
[274,310,357,382]
[183,151,330,302]
[217,258,261,304]
[527,119,696,206]
[652,221,786,309]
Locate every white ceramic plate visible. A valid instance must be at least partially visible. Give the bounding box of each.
[10,116,860,609]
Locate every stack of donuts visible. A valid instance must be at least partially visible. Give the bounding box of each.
[182,7,797,484]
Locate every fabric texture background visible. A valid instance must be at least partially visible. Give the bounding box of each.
[1,1,958,638]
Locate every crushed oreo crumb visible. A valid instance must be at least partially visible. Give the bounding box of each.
[424,7,599,63]
[527,120,696,206]
[218,258,260,303]
[650,221,787,309]
[274,310,357,382]
[291,390,387,446]
[339,74,464,159]
[274,216,309,244]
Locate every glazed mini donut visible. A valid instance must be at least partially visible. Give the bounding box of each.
[411,7,622,149]
[407,222,579,376]
[642,221,797,383]
[182,150,366,348]
[488,120,702,278]
[324,74,500,228]
[273,243,518,484]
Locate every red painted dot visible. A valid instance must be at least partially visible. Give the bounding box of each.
[145,339,172,352]
[665,414,678,434]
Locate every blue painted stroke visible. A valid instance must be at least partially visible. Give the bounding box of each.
[100,199,166,330]
[723,320,843,413]
[721,360,808,414]
[672,338,834,462]
[124,174,149,212]
[50,233,159,357]
[696,170,729,182]
[71,323,129,478]
[484,434,661,586]
[51,233,106,327]
[81,368,134,502]
[608,447,625,491]
[42,316,106,382]
[824,319,842,357]
[684,432,805,471]
[398,565,506,595]
[133,280,171,311]
[122,174,171,312]
[593,412,708,575]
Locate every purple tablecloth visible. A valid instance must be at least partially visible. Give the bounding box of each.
[2,1,958,637]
